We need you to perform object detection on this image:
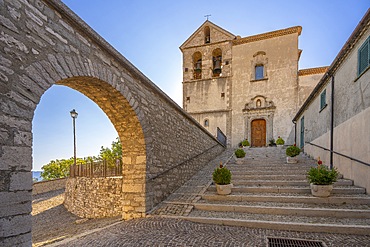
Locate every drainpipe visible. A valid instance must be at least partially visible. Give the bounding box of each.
[292,120,297,145]
[330,75,334,170]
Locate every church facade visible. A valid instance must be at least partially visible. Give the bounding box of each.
[180,21,327,147]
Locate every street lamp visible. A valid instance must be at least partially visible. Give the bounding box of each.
[70,109,78,168]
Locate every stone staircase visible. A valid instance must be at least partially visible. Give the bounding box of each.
[182,147,370,235]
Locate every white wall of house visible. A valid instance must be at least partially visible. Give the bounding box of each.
[296,23,370,193]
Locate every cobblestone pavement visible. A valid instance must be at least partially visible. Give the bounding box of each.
[32,190,120,247]
[52,217,370,247]
[33,149,370,246]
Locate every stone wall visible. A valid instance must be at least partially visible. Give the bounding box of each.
[0,0,225,245]
[32,178,66,195]
[64,177,123,218]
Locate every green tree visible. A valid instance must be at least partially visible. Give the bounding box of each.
[99,137,122,166]
[40,137,122,180]
[41,157,86,180]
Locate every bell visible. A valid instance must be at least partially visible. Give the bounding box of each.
[213,59,221,74]
[195,60,202,71]
[205,36,210,43]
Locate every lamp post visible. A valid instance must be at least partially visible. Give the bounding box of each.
[70,109,78,169]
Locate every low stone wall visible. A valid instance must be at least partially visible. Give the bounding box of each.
[64,177,123,218]
[32,178,66,195]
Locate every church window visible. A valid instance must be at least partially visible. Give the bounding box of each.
[212,48,222,77]
[193,52,202,79]
[184,68,188,72]
[358,36,370,76]
[186,96,190,103]
[204,26,210,44]
[256,99,262,108]
[204,119,209,127]
[255,65,264,80]
[221,92,225,98]
[320,89,327,111]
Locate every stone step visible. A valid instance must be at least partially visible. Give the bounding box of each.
[193,199,370,210]
[202,193,370,205]
[193,203,370,219]
[230,170,309,175]
[228,165,315,170]
[208,185,366,195]
[231,174,308,180]
[233,179,353,186]
[182,214,370,235]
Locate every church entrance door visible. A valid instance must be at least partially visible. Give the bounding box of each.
[251,119,266,147]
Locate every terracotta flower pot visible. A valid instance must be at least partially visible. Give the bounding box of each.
[216,183,233,195]
[310,183,333,197]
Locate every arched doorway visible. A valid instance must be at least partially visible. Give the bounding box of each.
[251,119,266,147]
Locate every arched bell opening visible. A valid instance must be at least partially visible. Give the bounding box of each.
[212,48,222,77]
[204,26,211,44]
[193,52,202,80]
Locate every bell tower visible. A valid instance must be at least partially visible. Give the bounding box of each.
[179,21,235,146]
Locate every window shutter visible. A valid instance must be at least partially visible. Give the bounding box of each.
[358,38,369,75]
[320,89,326,110]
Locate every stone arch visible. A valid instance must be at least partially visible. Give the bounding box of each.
[0,1,225,244]
[58,77,147,219]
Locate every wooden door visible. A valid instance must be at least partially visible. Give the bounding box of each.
[251,119,266,147]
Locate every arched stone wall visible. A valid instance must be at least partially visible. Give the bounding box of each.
[0,0,224,245]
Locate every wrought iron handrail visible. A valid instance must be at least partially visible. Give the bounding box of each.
[149,144,222,181]
[305,142,370,167]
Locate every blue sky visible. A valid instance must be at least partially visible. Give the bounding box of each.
[32,1,368,170]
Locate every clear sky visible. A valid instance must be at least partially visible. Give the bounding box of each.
[32,1,369,171]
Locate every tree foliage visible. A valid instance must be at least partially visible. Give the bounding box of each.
[99,137,122,166]
[40,137,122,180]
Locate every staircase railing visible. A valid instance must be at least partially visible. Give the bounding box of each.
[305,142,370,167]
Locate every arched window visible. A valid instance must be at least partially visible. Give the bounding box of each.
[204,119,209,127]
[251,51,268,81]
[204,26,210,44]
[193,52,202,79]
[212,48,222,77]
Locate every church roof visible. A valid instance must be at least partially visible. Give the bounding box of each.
[179,20,235,50]
[180,22,302,51]
[232,26,302,46]
[298,66,329,76]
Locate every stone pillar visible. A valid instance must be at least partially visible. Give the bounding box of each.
[0,146,33,246]
[122,155,147,219]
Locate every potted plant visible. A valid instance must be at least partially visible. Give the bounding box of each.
[242,139,250,149]
[307,158,339,197]
[285,144,301,163]
[212,163,232,195]
[276,136,285,148]
[235,148,246,158]
[268,138,276,147]
[235,149,246,164]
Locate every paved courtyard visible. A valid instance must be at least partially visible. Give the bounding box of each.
[32,149,370,247]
